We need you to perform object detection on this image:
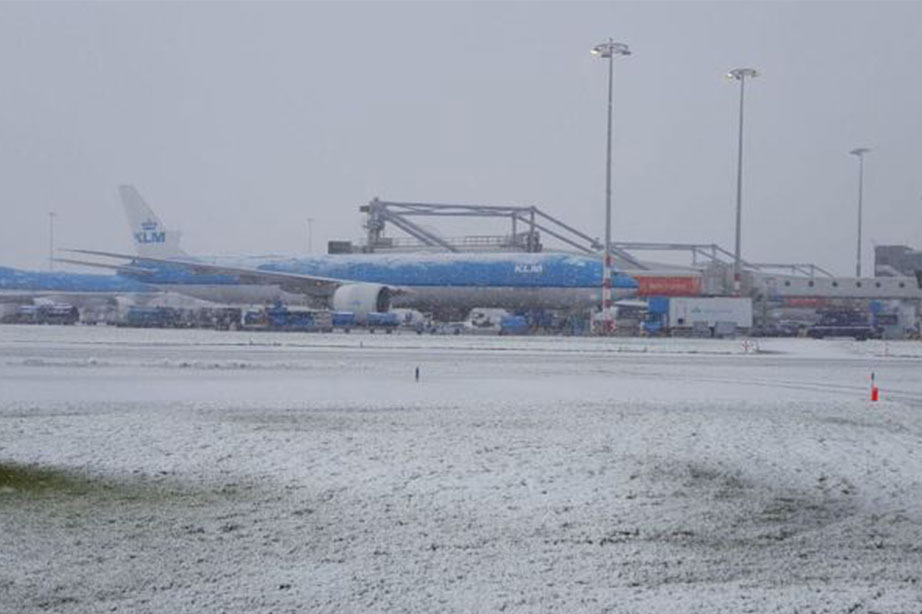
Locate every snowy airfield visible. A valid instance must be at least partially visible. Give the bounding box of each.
[2,325,922,613]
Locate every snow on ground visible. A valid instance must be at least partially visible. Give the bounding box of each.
[1,324,921,613]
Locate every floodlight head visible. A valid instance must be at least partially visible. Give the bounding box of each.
[850,147,871,157]
[592,41,631,58]
[726,67,759,81]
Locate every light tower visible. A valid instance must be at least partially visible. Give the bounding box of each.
[849,147,871,277]
[591,39,631,333]
[726,67,759,295]
[48,211,56,271]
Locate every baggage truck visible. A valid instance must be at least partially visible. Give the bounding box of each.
[9,303,80,325]
[332,311,357,332]
[366,311,400,333]
[242,304,333,332]
[118,306,183,328]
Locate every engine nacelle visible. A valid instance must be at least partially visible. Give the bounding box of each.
[331,284,392,322]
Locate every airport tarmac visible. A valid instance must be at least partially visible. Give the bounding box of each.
[1,325,921,613]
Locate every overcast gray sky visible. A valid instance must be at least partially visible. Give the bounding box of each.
[0,1,919,274]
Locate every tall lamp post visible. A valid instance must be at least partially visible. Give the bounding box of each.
[849,147,871,277]
[726,67,758,295]
[591,39,631,333]
[48,211,56,271]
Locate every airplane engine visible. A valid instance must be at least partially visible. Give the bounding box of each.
[332,284,392,320]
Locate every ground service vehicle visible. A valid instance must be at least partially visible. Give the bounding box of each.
[806,310,878,340]
[243,304,333,332]
[366,312,400,333]
[5,304,80,325]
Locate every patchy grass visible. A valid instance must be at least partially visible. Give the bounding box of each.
[0,462,94,495]
[0,461,255,508]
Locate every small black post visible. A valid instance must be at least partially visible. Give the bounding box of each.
[415,366,420,382]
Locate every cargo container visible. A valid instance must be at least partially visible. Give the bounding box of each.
[643,297,752,336]
[668,297,752,333]
[632,274,702,297]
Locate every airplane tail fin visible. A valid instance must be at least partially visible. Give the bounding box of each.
[119,185,188,259]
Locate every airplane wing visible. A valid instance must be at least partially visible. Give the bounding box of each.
[63,249,399,297]
[52,258,157,276]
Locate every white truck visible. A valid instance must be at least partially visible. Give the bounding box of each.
[668,297,752,337]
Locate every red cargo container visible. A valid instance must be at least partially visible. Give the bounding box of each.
[633,275,701,297]
[783,297,829,308]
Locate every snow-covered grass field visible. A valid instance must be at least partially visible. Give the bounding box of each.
[1,325,921,613]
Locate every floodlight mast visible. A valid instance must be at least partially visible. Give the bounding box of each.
[591,39,631,334]
[48,212,56,271]
[849,147,871,277]
[726,67,759,295]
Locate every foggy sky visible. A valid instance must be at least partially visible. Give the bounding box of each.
[0,1,919,275]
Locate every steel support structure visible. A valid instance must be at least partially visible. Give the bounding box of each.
[611,241,834,278]
[360,198,645,267]
[356,202,834,285]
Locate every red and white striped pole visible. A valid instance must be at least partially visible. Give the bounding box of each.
[602,251,614,334]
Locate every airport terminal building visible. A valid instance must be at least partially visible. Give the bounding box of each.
[875,245,922,278]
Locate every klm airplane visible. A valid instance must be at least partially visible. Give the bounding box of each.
[66,186,637,318]
[0,265,155,305]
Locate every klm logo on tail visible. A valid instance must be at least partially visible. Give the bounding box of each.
[134,219,166,244]
[120,184,187,258]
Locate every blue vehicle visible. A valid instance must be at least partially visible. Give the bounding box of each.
[642,297,670,335]
[244,303,333,332]
[499,315,529,335]
[119,306,182,328]
[366,311,400,333]
[332,311,357,332]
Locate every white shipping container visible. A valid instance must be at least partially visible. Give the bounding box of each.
[668,297,752,329]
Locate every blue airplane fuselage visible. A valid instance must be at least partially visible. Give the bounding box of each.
[119,252,637,312]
